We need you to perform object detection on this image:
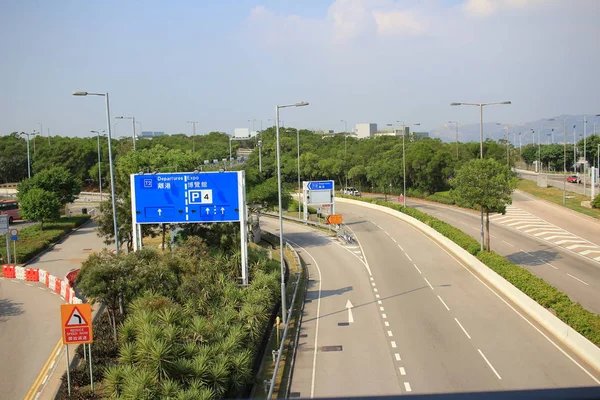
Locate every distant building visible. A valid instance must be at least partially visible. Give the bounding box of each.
[355,123,377,138]
[314,129,336,136]
[412,131,430,139]
[139,131,165,139]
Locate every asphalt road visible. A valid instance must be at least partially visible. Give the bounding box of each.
[261,218,403,398]
[336,201,600,393]
[402,196,600,315]
[0,279,64,400]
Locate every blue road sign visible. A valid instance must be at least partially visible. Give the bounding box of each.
[11,236,18,241]
[133,172,241,224]
[307,180,333,191]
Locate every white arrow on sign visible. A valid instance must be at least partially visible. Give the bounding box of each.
[221,207,225,215]
[346,299,354,324]
[205,207,210,215]
[157,209,162,216]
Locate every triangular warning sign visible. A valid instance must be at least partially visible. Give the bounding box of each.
[66,306,89,326]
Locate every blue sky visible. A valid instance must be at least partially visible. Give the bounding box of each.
[1,0,599,139]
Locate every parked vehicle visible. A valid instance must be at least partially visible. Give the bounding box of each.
[342,187,361,196]
[566,175,581,184]
[0,200,20,223]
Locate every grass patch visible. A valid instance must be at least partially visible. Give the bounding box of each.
[0,215,91,264]
[517,179,600,219]
[338,194,600,347]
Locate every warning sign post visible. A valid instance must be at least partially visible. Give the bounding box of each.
[61,304,93,344]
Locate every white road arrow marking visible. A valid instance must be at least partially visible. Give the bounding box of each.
[346,299,354,324]
[157,209,162,216]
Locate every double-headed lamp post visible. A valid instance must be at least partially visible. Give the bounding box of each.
[91,130,106,200]
[115,115,137,151]
[187,121,198,152]
[73,91,119,253]
[450,101,512,252]
[276,101,309,324]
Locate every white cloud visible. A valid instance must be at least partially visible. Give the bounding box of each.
[463,0,546,18]
[326,0,374,41]
[372,9,427,36]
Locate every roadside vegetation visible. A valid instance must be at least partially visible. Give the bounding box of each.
[58,231,281,399]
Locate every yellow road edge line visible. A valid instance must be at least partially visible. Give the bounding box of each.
[24,338,63,400]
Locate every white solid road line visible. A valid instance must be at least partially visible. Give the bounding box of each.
[395,353,401,361]
[387,330,393,337]
[382,313,387,318]
[285,239,322,399]
[342,223,373,276]
[454,318,471,339]
[371,282,376,286]
[478,349,502,380]
[437,295,450,311]
[567,273,590,286]
[380,306,385,311]
[423,277,434,290]
[385,321,390,327]
[391,341,397,348]
[399,367,406,375]
[404,382,412,392]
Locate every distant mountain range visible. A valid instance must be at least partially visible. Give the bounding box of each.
[429,115,600,145]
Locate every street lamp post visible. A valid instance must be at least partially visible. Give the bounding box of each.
[448,121,459,159]
[275,101,309,324]
[344,134,348,189]
[73,91,119,253]
[257,140,263,173]
[450,101,512,251]
[91,130,106,200]
[115,115,137,151]
[296,128,301,219]
[187,121,198,152]
[19,132,35,178]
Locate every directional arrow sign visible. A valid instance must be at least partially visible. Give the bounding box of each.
[221,207,225,215]
[158,209,162,216]
[346,299,354,324]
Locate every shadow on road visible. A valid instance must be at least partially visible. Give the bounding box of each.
[505,249,560,266]
[0,297,24,321]
[305,283,352,302]
[303,285,435,323]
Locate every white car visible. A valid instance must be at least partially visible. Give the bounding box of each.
[342,187,361,196]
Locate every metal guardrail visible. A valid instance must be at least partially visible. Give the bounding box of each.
[265,236,303,399]
[262,211,340,234]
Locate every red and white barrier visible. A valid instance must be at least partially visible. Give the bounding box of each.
[2,266,82,304]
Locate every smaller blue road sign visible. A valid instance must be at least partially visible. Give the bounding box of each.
[307,181,334,191]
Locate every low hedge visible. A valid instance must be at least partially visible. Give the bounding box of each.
[478,252,600,346]
[0,215,91,264]
[337,194,600,347]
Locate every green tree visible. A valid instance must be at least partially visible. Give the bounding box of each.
[17,166,81,206]
[450,158,518,251]
[18,188,61,229]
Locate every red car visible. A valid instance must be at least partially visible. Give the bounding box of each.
[566,175,581,184]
